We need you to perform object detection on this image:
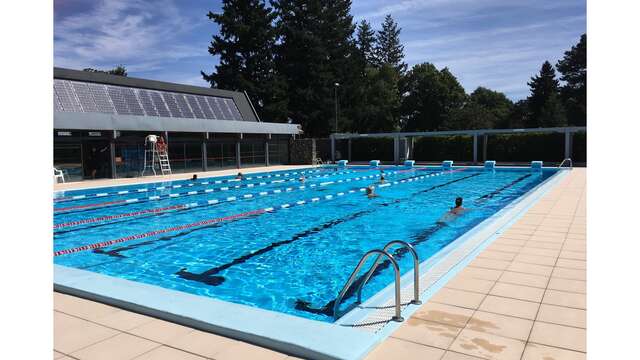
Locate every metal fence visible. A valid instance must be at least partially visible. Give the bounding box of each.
[329,127,587,165]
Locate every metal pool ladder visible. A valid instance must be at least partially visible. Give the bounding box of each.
[333,240,421,322]
[558,158,573,169]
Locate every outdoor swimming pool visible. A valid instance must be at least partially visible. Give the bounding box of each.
[53,165,558,325]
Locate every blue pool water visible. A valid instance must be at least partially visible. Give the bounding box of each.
[53,166,557,322]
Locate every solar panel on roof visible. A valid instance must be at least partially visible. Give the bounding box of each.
[121,87,145,116]
[218,98,235,120]
[71,82,99,113]
[174,94,195,118]
[63,81,83,112]
[54,80,81,112]
[136,89,159,117]
[196,96,215,119]
[54,97,62,112]
[224,98,243,121]
[206,97,225,119]
[107,86,131,115]
[149,91,171,117]
[161,93,182,117]
[185,95,206,119]
[87,83,115,113]
[53,79,247,121]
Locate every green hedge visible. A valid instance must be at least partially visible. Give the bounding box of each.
[486,133,565,162]
[413,136,473,161]
[350,138,394,161]
[413,132,587,163]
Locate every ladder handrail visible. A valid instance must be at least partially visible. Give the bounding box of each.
[333,249,404,322]
[558,158,573,168]
[355,240,421,306]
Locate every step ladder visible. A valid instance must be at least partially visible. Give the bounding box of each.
[333,240,421,321]
[141,135,172,176]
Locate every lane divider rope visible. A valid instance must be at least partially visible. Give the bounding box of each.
[54,168,415,229]
[54,169,466,256]
[53,167,344,203]
[54,168,359,212]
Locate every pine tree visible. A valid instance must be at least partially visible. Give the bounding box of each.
[374,15,407,74]
[557,34,586,126]
[201,0,287,121]
[356,20,376,67]
[273,0,359,137]
[526,61,567,127]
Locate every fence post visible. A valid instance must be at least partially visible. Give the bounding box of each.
[473,134,478,165]
[236,137,241,169]
[331,135,336,162]
[202,134,208,172]
[393,135,400,164]
[564,130,572,159]
[348,138,352,161]
[482,134,488,162]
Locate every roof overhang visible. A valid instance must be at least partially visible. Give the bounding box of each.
[54,112,301,135]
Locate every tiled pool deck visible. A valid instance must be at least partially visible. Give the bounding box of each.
[54,168,586,360]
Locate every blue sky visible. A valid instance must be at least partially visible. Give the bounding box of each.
[54,0,585,100]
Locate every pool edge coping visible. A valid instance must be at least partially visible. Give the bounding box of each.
[335,168,570,356]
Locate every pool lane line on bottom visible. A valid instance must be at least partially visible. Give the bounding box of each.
[177,170,480,287]
[54,169,466,257]
[53,168,411,230]
[295,172,537,318]
[86,170,458,259]
[54,167,348,203]
[53,169,358,213]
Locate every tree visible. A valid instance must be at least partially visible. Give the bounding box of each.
[503,99,529,129]
[557,34,586,126]
[356,20,376,67]
[446,87,513,130]
[201,0,287,121]
[351,64,401,132]
[272,0,359,137]
[374,15,407,74]
[83,65,127,76]
[526,61,567,127]
[402,63,467,131]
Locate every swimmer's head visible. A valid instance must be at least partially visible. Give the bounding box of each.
[366,186,374,195]
[455,197,463,207]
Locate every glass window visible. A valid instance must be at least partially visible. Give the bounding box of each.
[54,143,84,182]
[115,143,144,178]
[268,141,289,165]
[185,142,203,173]
[240,142,265,168]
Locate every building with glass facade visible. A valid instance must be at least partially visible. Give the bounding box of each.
[53,67,301,181]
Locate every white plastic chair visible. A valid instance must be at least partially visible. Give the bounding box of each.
[54,167,66,183]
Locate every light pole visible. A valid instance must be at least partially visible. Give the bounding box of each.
[334,82,340,133]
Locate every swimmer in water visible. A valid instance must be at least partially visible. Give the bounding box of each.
[366,185,378,198]
[236,172,244,180]
[299,175,306,183]
[437,197,467,223]
[190,174,198,181]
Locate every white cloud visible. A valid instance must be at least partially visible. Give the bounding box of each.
[54,0,204,72]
